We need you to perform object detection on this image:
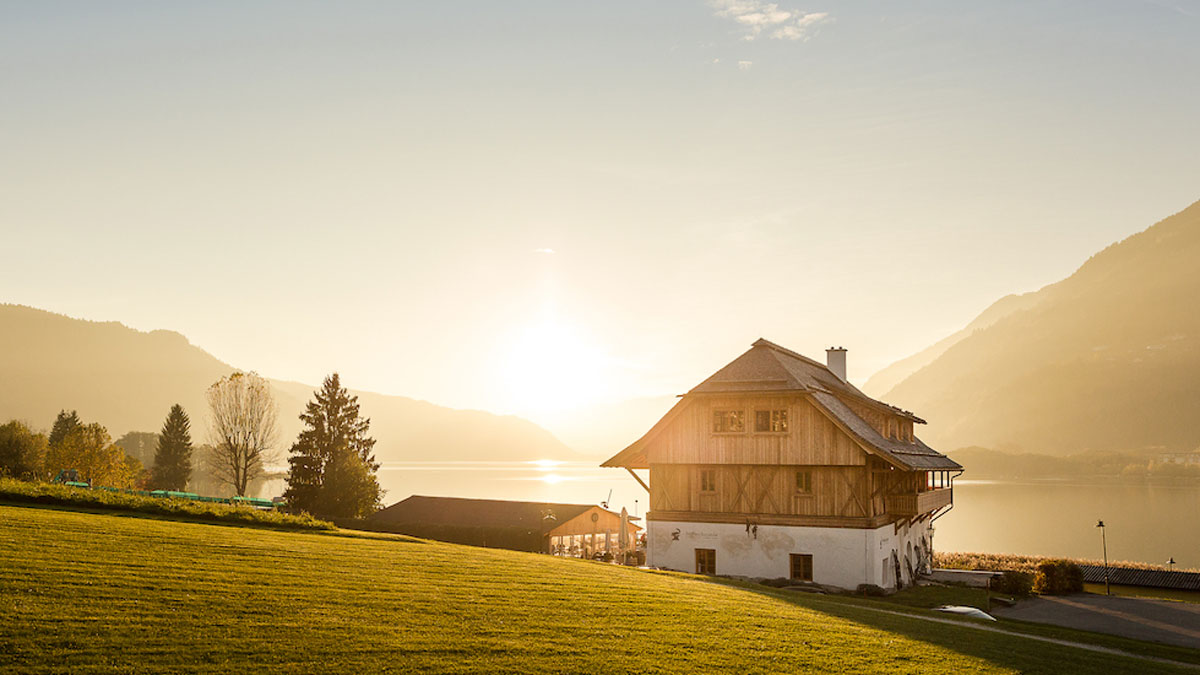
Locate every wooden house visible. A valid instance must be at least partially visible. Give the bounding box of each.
[602,339,961,590]
[370,495,640,557]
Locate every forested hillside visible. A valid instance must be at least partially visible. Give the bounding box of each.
[876,200,1200,455]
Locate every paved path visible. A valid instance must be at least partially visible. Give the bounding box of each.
[992,594,1200,649]
[792,594,1200,671]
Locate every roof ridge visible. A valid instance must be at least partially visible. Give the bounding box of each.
[752,337,833,373]
[753,338,923,422]
[403,495,597,509]
[761,343,816,392]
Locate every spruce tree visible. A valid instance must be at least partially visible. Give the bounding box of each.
[151,404,193,491]
[48,410,82,449]
[284,373,382,518]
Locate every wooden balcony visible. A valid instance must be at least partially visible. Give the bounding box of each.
[887,488,952,517]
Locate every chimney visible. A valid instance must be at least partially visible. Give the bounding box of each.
[826,346,847,381]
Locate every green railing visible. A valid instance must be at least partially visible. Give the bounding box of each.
[52,476,284,510]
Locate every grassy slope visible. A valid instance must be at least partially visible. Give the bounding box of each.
[0,478,332,531]
[1,505,1195,675]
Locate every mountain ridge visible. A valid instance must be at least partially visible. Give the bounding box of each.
[872,199,1200,456]
[0,303,579,462]
[863,291,1043,397]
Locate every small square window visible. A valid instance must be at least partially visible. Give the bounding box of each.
[790,553,813,582]
[755,409,788,432]
[700,469,717,493]
[713,410,745,433]
[795,470,812,494]
[696,548,717,575]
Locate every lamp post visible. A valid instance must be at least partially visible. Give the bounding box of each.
[1096,520,1110,595]
[1167,557,1176,571]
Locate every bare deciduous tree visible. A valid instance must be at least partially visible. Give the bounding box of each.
[206,372,278,497]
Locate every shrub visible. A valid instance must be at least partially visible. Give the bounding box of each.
[0,477,333,531]
[935,551,1197,574]
[856,583,887,597]
[990,570,1034,597]
[0,421,48,480]
[1033,560,1084,595]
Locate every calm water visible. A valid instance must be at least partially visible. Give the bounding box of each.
[265,464,1200,568]
[936,480,1200,569]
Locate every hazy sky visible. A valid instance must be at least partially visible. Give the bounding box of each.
[3,1,1199,441]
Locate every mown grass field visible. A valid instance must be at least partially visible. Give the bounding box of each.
[1,503,1196,674]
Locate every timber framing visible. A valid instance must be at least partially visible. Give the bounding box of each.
[647,510,897,529]
[602,338,961,527]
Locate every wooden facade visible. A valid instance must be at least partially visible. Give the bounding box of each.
[604,339,962,532]
[639,395,952,528]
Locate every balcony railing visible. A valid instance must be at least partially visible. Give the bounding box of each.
[887,487,952,516]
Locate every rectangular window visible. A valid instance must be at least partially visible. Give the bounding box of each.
[795,470,812,494]
[712,410,745,433]
[755,409,788,432]
[700,469,717,493]
[790,553,813,582]
[696,548,717,575]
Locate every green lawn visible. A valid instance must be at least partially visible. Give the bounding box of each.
[1,503,1196,674]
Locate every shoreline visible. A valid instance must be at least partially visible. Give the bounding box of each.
[955,475,1200,488]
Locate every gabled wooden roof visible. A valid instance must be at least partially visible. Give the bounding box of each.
[691,339,925,422]
[810,392,959,470]
[601,338,961,472]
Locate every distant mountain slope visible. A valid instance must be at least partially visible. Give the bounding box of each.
[0,304,577,462]
[862,292,1041,397]
[877,199,1200,455]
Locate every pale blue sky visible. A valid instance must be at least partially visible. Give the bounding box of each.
[2,1,1198,446]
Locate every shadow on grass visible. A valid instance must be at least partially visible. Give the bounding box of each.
[317,528,428,545]
[702,577,1200,674]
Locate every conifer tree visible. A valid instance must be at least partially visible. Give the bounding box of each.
[151,404,193,491]
[284,373,382,518]
[48,410,82,449]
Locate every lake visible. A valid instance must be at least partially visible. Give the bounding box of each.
[935,479,1200,569]
[266,463,1200,568]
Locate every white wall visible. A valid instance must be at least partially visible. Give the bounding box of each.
[647,519,932,590]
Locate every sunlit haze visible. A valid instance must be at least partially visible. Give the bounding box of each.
[4,1,1199,452]
[4,4,1200,668]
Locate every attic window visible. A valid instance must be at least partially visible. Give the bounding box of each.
[755,409,788,433]
[712,410,745,433]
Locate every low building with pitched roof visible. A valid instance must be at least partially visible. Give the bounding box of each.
[602,338,961,590]
[370,495,640,558]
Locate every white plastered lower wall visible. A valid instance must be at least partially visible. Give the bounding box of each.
[647,519,933,590]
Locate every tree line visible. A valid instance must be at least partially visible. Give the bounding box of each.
[0,372,382,518]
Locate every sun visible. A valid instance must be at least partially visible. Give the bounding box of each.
[498,319,614,419]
